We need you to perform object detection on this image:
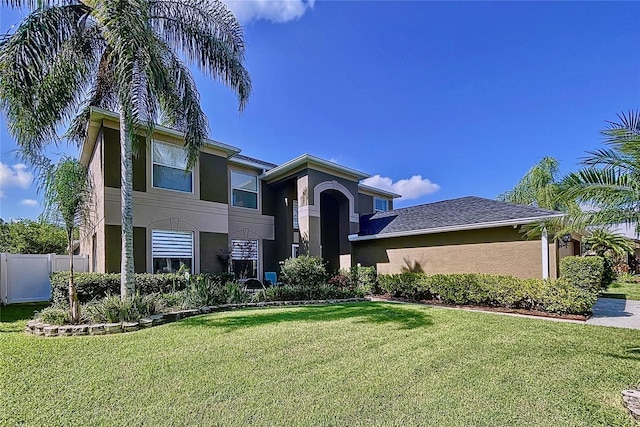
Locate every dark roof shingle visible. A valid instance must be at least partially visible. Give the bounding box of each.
[358,196,563,237]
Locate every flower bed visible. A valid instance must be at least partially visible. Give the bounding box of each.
[24,298,368,337]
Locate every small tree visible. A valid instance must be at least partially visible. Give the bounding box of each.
[42,158,91,323]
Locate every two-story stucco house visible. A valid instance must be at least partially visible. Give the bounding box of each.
[79,108,569,280]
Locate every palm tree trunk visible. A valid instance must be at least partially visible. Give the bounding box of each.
[68,230,79,323]
[120,108,135,297]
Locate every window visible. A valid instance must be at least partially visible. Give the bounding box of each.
[292,244,300,258]
[231,239,258,279]
[293,200,299,229]
[152,140,193,193]
[231,170,258,209]
[374,197,389,212]
[152,229,193,273]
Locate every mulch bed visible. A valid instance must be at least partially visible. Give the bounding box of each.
[374,295,590,321]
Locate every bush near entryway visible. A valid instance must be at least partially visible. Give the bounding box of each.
[50,272,234,304]
[559,256,606,292]
[377,272,598,315]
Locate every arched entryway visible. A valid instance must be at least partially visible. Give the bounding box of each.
[320,189,351,274]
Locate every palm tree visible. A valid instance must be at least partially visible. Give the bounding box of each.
[582,228,634,258]
[0,0,251,297]
[498,156,582,239]
[41,157,92,323]
[560,111,640,236]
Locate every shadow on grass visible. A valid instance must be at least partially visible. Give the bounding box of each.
[602,347,640,361]
[178,302,433,332]
[0,302,48,333]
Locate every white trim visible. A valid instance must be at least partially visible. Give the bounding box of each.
[229,156,274,171]
[348,214,565,242]
[260,153,369,182]
[541,227,549,279]
[358,183,401,199]
[86,107,241,156]
[313,180,360,223]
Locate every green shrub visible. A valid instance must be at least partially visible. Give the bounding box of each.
[256,284,363,302]
[378,272,427,298]
[82,293,160,323]
[36,305,71,325]
[540,279,598,314]
[280,256,328,288]
[378,271,598,315]
[50,272,234,305]
[348,265,378,295]
[559,256,605,292]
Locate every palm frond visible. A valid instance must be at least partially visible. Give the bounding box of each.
[149,0,251,110]
[0,3,96,157]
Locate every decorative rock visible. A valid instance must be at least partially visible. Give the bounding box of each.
[183,309,199,317]
[57,326,73,337]
[89,324,105,335]
[104,323,122,334]
[163,312,178,322]
[150,314,165,326]
[71,325,88,336]
[122,322,139,332]
[139,318,153,328]
[199,306,211,314]
[623,388,640,420]
[43,325,58,337]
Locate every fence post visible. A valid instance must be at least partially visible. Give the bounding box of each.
[0,253,7,305]
[48,253,56,274]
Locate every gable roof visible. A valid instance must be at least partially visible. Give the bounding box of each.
[260,154,369,183]
[349,196,564,241]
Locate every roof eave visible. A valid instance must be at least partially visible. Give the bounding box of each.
[357,183,401,199]
[260,154,370,182]
[348,213,565,242]
[84,107,242,158]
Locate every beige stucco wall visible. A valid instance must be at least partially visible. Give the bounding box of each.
[353,227,556,279]
[79,129,106,273]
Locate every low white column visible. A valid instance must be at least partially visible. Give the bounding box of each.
[541,227,549,279]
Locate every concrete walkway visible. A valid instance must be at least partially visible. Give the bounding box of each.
[586,297,640,330]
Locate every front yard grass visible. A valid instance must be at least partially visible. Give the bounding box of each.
[2,301,639,426]
[602,281,640,301]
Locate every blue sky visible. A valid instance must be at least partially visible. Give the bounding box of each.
[1,0,639,220]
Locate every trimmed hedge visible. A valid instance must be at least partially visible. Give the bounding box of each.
[559,256,605,292]
[51,272,234,304]
[256,285,364,302]
[378,272,598,315]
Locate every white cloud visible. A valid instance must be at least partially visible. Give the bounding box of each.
[223,0,314,23]
[0,162,34,192]
[362,174,440,201]
[20,199,38,207]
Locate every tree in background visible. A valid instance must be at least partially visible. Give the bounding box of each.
[560,111,640,236]
[582,228,634,258]
[41,157,91,323]
[498,156,582,239]
[0,0,251,298]
[0,219,68,254]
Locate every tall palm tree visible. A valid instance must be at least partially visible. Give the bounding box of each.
[0,0,251,297]
[498,156,582,239]
[41,157,92,322]
[560,111,640,236]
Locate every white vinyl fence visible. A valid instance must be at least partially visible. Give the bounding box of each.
[0,253,89,304]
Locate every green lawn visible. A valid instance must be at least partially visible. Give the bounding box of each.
[2,302,639,426]
[0,302,48,333]
[602,281,640,301]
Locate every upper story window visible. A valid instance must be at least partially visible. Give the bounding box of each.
[374,197,389,212]
[152,140,193,193]
[231,170,258,209]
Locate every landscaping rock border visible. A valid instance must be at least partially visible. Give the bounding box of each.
[622,388,640,420]
[24,298,369,338]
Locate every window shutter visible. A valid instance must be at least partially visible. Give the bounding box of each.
[152,230,193,258]
[231,240,258,260]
